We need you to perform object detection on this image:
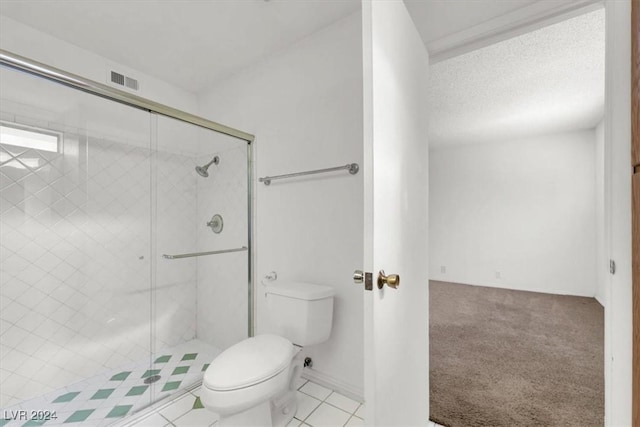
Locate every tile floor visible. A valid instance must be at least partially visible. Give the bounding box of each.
[3,344,444,427]
[0,340,219,427]
[129,378,445,427]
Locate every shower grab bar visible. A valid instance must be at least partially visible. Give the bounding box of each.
[259,163,359,186]
[162,246,248,259]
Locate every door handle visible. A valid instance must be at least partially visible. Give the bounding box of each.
[378,270,400,289]
[353,270,373,291]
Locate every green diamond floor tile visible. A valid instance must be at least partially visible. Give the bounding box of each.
[193,396,204,409]
[5,342,221,426]
[162,381,181,392]
[110,371,131,381]
[22,419,47,427]
[171,366,189,375]
[126,385,149,396]
[52,391,80,403]
[141,369,161,378]
[154,355,171,363]
[105,405,133,419]
[64,409,94,423]
[90,388,115,400]
[181,353,197,361]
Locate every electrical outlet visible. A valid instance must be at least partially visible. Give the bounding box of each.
[495,271,501,279]
[440,265,446,274]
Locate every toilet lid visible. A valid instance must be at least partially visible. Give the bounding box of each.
[203,334,292,391]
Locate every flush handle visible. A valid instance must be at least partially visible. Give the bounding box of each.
[377,270,400,289]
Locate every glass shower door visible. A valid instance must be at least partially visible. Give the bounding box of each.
[0,65,155,423]
[147,115,250,406]
[1,61,252,426]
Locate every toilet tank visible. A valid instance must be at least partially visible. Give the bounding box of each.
[265,282,335,346]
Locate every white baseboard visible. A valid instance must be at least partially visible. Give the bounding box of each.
[301,368,364,403]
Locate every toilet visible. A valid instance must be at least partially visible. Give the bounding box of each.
[200,281,335,426]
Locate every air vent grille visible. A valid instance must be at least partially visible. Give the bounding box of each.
[125,76,139,90]
[110,71,125,86]
[110,70,139,91]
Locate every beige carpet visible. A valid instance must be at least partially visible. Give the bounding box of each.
[429,281,604,427]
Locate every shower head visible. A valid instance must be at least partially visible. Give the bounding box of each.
[195,156,219,178]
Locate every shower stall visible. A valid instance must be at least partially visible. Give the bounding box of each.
[0,51,253,423]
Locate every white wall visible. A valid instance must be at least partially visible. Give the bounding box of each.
[595,120,606,306]
[0,16,197,114]
[430,130,597,297]
[603,1,632,424]
[198,13,364,398]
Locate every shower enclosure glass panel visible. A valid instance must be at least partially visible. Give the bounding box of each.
[148,116,249,404]
[0,63,251,424]
[0,66,154,416]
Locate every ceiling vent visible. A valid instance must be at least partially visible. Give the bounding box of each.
[110,71,139,91]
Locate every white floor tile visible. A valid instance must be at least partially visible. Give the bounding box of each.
[354,404,364,419]
[305,402,351,427]
[325,392,360,414]
[286,417,302,426]
[172,408,219,427]
[345,415,364,426]
[159,394,196,422]
[299,382,332,401]
[134,412,171,426]
[295,391,322,421]
[295,377,308,390]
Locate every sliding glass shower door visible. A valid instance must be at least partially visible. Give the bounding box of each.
[0,65,155,420]
[0,62,251,425]
[148,116,250,404]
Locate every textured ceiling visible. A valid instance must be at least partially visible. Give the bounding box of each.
[428,8,605,148]
[0,0,360,93]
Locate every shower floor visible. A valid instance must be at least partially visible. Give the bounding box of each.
[0,340,220,427]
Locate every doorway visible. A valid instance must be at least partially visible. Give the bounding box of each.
[427,7,606,425]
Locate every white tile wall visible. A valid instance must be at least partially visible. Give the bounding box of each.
[195,145,249,351]
[0,124,203,407]
[155,150,198,350]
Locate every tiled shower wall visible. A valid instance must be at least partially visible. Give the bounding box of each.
[154,150,198,348]
[196,145,249,351]
[0,124,199,408]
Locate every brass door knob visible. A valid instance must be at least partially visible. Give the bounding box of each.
[377,270,400,289]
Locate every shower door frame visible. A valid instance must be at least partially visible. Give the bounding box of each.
[0,48,257,336]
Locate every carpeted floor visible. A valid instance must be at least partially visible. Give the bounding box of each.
[429,281,604,427]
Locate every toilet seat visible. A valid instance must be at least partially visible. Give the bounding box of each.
[204,334,292,391]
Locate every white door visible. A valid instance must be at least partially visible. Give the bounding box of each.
[361,1,430,424]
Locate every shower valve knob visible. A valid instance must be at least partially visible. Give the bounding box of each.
[207,214,223,233]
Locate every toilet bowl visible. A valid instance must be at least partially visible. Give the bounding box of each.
[200,282,334,426]
[201,334,301,426]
